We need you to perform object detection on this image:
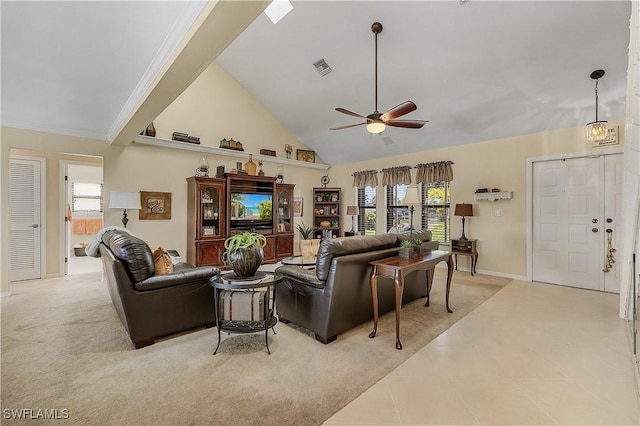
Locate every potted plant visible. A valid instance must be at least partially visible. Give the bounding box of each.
[296,222,317,259]
[399,239,421,259]
[222,232,267,277]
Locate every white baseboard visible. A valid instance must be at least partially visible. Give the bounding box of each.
[435,263,527,281]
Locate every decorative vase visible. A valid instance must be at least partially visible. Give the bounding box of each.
[227,245,264,277]
[145,122,156,137]
[244,154,257,176]
[311,238,321,256]
[300,240,314,259]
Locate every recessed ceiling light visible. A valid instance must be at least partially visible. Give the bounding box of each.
[264,0,293,24]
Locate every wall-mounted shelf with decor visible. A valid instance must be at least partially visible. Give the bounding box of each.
[133,135,330,171]
[474,191,512,201]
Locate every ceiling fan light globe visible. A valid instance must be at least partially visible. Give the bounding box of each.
[586,121,608,141]
[366,121,385,134]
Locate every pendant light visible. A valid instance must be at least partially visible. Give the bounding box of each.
[585,69,608,142]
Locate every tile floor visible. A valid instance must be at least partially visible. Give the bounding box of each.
[324,279,640,425]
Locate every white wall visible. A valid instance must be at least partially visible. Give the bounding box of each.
[330,121,626,279]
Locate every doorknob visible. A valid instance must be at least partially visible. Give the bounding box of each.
[592,218,598,223]
[592,228,599,233]
[28,224,39,228]
[606,218,613,223]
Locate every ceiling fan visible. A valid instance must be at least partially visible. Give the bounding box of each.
[330,22,428,134]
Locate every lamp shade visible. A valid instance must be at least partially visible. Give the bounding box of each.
[346,205,358,215]
[108,191,141,210]
[402,185,420,205]
[454,203,473,217]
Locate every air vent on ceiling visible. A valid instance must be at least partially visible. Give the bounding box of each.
[313,59,332,76]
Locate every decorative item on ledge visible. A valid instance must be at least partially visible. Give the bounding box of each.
[145,122,156,137]
[259,149,276,156]
[284,144,293,159]
[297,149,315,163]
[220,138,244,151]
[474,191,512,201]
[171,132,200,144]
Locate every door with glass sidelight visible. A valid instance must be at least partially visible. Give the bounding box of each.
[532,154,623,293]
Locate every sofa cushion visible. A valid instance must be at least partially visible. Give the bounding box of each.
[275,265,325,288]
[152,247,174,275]
[103,230,155,282]
[316,234,397,281]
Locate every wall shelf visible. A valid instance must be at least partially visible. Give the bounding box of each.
[474,191,512,201]
[133,135,331,171]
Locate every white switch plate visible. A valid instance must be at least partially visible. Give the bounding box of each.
[495,209,503,217]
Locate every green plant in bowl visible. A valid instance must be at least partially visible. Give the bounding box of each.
[223,232,267,277]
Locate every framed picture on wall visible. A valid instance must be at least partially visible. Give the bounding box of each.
[296,149,315,163]
[293,197,303,217]
[139,191,171,220]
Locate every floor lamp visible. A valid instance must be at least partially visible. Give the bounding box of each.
[109,191,141,228]
[403,185,421,244]
[346,205,358,234]
[454,203,473,240]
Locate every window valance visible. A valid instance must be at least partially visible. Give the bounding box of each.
[382,166,412,187]
[353,170,378,189]
[416,161,454,183]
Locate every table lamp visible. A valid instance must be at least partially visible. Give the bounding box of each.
[402,185,421,244]
[109,191,141,228]
[454,203,473,240]
[346,205,358,233]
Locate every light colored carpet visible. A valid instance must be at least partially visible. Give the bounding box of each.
[1,269,509,425]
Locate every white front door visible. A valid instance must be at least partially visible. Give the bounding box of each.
[532,154,623,292]
[10,157,43,281]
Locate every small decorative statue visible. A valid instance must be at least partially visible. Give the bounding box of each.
[284,144,292,159]
[258,160,264,176]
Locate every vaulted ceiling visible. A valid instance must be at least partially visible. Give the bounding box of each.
[1,1,632,165]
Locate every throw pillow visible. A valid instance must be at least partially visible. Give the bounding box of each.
[152,247,174,275]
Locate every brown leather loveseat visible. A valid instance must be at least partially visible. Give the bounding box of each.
[275,230,436,344]
[100,230,220,348]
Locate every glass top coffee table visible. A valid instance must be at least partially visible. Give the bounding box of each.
[280,256,316,266]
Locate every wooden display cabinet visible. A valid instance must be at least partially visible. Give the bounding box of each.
[187,175,294,267]
[186,177,226,267]
[275,184,295,257]
[313,187,342,240]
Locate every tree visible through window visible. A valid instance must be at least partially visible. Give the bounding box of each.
[386,184,409,231]
[420,182,450,243]
[72,182,103,215]
[357,186,377,235]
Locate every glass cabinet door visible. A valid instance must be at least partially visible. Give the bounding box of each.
[201,185,221,238]
[276,188,291,234]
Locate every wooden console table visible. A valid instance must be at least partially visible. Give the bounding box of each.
[450,239,478,275]
[368,250,454,350]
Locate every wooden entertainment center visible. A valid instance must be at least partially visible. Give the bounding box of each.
[186,175,295,267]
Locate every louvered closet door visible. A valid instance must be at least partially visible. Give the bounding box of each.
[10,158,42,281]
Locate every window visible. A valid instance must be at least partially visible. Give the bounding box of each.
[420,182,450,243]
[72,182,103,215]
[385,184,410,231]
[357,186,377,235]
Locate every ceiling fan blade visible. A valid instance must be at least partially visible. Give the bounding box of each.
[330,122,367,130]
[384,119,428,129]
[336,108,367,119]
[380,101,417,121]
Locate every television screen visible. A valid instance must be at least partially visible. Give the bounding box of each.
[230,193,272,221]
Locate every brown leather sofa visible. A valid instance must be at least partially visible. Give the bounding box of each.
[100,230,220,348]
[275,230,436,344]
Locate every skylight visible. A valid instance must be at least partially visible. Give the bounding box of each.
[264,0,293,24]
